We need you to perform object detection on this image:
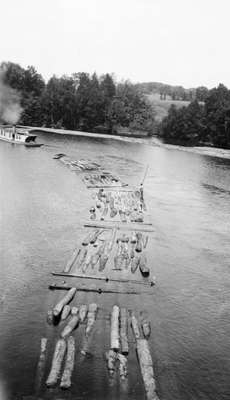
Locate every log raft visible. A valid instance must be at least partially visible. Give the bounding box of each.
[35,338,48,394]
[136,339,159,400]
[60,336,75,389]
[111,305,120,351]
[53,287,77,317]
[120,308,129,355]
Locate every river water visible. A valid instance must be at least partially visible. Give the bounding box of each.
[0,132,230,400]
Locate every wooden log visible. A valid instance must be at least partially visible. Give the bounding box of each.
[136,339,159,400]
[143,235,149,249]
[136,232,143,252]
[35,338,48,394]
[139,253,150,277]
[61,305,71,321]
[117,353,128,379]
[131,313,141,340]
[46,339,66,387]
[71,306,79,316]
[82,229,100,246]
[141,319,151,339]
[60,336,75,389]
[53,288,77,317]
[47,309,54,325]
[86,303,98,336]
[84,222,154,232]
[131,256,140,273]
[51,271,156,287]
[49,284,144,294]
[61,315,79,338]
[105,349,117,376]
[79,304,88,323]
[63,248,80,273]
[120,308,129,355]
[91,252,100,268]
[111,305,120,351]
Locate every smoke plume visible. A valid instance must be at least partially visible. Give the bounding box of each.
[0,72,23,124]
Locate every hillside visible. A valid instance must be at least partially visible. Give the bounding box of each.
[145,93,190,122]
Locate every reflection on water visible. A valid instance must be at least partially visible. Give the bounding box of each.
[0,132,230,400]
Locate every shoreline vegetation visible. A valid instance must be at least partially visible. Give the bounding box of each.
[1,61,230,149]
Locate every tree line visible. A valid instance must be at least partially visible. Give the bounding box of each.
[160,84,230,148]
[0,62,155,136]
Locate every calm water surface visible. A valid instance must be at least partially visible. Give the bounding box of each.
[0,132,230,400]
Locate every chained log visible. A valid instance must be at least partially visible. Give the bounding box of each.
[135,232,143,252]
[105,349,117,376]
[35,338,48,394]
[139,253,150,277]
[53,288,77,317]
[131,312,141,339]
[86,303,98,336]
[46,339,66,387]
[82,250,93,272]
[111,305,120,351]
[61,305,71,321]
[136,339,159,400]
[120,308,129,355]
[79,304,88,323]
[61,314,79,338]
[75,248,88,270]
[63,248,81,273]
[117,353,128,379]
[60,336,75,389]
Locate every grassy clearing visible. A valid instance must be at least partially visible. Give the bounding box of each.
[146,93,190,121]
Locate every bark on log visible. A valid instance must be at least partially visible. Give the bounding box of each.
[61,305,71,321]
[120,308,129,355]
[131,313,141,340]
[136,339,159,400]
[53,288,77,317]
[79,304,88,323]
[46,339,66,387]
[61,315,79,338]
[111,305,120,351]
[60,336,75,389]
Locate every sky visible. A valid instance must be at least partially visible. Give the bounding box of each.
[0,0,230,88]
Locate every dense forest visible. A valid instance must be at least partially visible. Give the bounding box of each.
[160,84,230,148]
[0,62,155,136]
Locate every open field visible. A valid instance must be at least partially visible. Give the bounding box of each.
[146,93,190,121]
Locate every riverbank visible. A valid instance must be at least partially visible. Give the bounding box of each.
[25,125,230,161]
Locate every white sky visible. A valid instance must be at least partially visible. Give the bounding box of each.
[0,0,230,88]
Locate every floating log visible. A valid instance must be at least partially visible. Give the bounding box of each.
[51,271,156,287]
[139,253,150,277]
[49,284,144,295]
[71,306,79,316]
[86,303,98,336]
[136,339,159,400]
[120,308,129,355]
[141,319,151,339]
[135,232,143,252]
[79,304,88,323]
[82,229,100,246]
[61,315,79,338]
[111,305,120,351]
[61,305,71,321]
[131,256,140,273]
[131,313,141,340]
[143,235,149,249]
[74,248,88,270]
[35,338,48,394]
[63,248,80,273]
[47,310,54,325]
[91,252,100,268]
[46,339,66,387]
[117,353,128,379]
[84,222,154,232]
[105,349,117,376]
[53,288,77,317]
[60,336,75,389]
